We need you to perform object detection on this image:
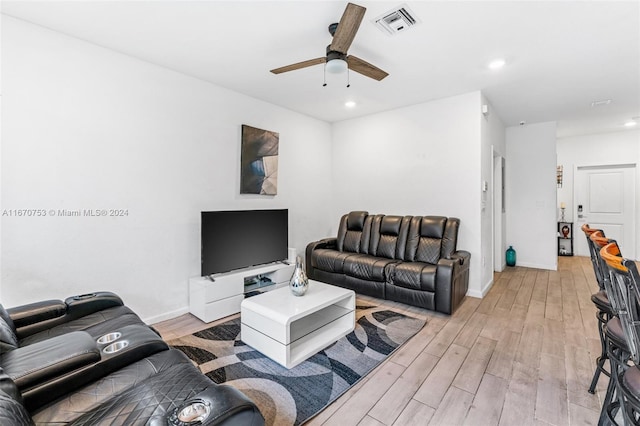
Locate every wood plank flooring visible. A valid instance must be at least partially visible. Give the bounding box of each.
[154,256,611,425]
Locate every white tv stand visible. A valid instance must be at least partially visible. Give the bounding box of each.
[189,262,294,323]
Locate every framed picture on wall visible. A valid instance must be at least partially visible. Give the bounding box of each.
[240,125,279,195]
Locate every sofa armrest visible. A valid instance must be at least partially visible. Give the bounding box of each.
[308,238,337,251]
[64,291,124,319]
[305,238,337,279]
[7,300,67,329]
[450,250,471,267]
[1,331,100,391]
[9,292,124,339]
[167,384,264,426]
[435,250,471,314]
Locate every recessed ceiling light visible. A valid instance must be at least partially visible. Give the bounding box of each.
[345,101,356,108]
[624,120,637,127]
[488,59,506,70]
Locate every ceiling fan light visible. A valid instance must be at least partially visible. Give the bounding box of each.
[326,58,348,74]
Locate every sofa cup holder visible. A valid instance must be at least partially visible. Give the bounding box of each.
[175,400,211,424]
[97,332,122,344]
[103,340,129,354]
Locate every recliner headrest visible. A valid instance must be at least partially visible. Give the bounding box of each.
[347,211,368,231]
[380,216,402,235]
[420,217,447,238]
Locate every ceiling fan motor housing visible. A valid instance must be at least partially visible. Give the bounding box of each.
[326,45,346,61]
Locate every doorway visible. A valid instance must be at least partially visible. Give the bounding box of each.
[573,164,636,259]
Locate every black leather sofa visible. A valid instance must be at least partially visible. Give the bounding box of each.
[0,292,264,425]
[306,211,471,314]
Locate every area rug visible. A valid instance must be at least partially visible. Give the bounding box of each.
[168,304,425,426]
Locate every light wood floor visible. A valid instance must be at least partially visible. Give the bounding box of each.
[154,256,608,425]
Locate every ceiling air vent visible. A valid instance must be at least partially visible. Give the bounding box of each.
[373,4,420,36]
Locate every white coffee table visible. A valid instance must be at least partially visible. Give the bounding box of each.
[240,280,355,369]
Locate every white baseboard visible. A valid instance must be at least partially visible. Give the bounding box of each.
[143,306,190,326]
[467,277,494,298]
[513,261,557,271]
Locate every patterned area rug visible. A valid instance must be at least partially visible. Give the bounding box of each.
[168,304,425,426]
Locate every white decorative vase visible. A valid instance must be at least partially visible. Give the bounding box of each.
[289,256,309,296]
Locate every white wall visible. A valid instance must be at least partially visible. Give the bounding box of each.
[1,17,333,322]
[331,92,486,297]
[506,122,558,270]
[557,129,640,258]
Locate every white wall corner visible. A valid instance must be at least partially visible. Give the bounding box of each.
[467,277,494,298]
[143,307,190,326]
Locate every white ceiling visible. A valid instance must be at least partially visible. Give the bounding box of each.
[2,1,639,138]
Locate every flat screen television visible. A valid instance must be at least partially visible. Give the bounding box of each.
[201,209,288,276]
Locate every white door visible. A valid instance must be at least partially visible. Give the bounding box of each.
[574,164,636,259]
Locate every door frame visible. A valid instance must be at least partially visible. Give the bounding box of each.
[493,153,505,272]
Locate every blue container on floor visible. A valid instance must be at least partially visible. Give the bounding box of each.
[506,246,516,267]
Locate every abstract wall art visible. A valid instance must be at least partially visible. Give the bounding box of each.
[240,125,279,195]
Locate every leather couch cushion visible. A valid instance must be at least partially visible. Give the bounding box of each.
[392,262,437,292]
[347,211,367,230]
[415,237,442,265]
[31,349,195,424]
[343,230,363,253]
[337,211,370,254]
[63,357,216,425]
[370,215,408,260]
[421,216,447,239]
[343,255,396,281]
[380,215,402,235]
[405,216,447,264]
[311,249,354,274]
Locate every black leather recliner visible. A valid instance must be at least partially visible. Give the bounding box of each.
[306,211,471,314]
[0,293,264,425]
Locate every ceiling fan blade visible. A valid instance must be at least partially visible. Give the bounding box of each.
[270,57,327,74]
[347,55,389,81]
[330,3,366,54]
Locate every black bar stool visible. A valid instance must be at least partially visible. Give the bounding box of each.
[583,224,615,393]
[600,242,638,425]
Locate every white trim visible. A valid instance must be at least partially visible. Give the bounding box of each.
[144,307,189,325]
[514,261,557,271]
[467,277,494,298]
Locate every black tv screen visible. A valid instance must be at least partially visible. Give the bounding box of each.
[201,209,288,276]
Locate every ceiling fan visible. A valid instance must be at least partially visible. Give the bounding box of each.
[270,2,389,81]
